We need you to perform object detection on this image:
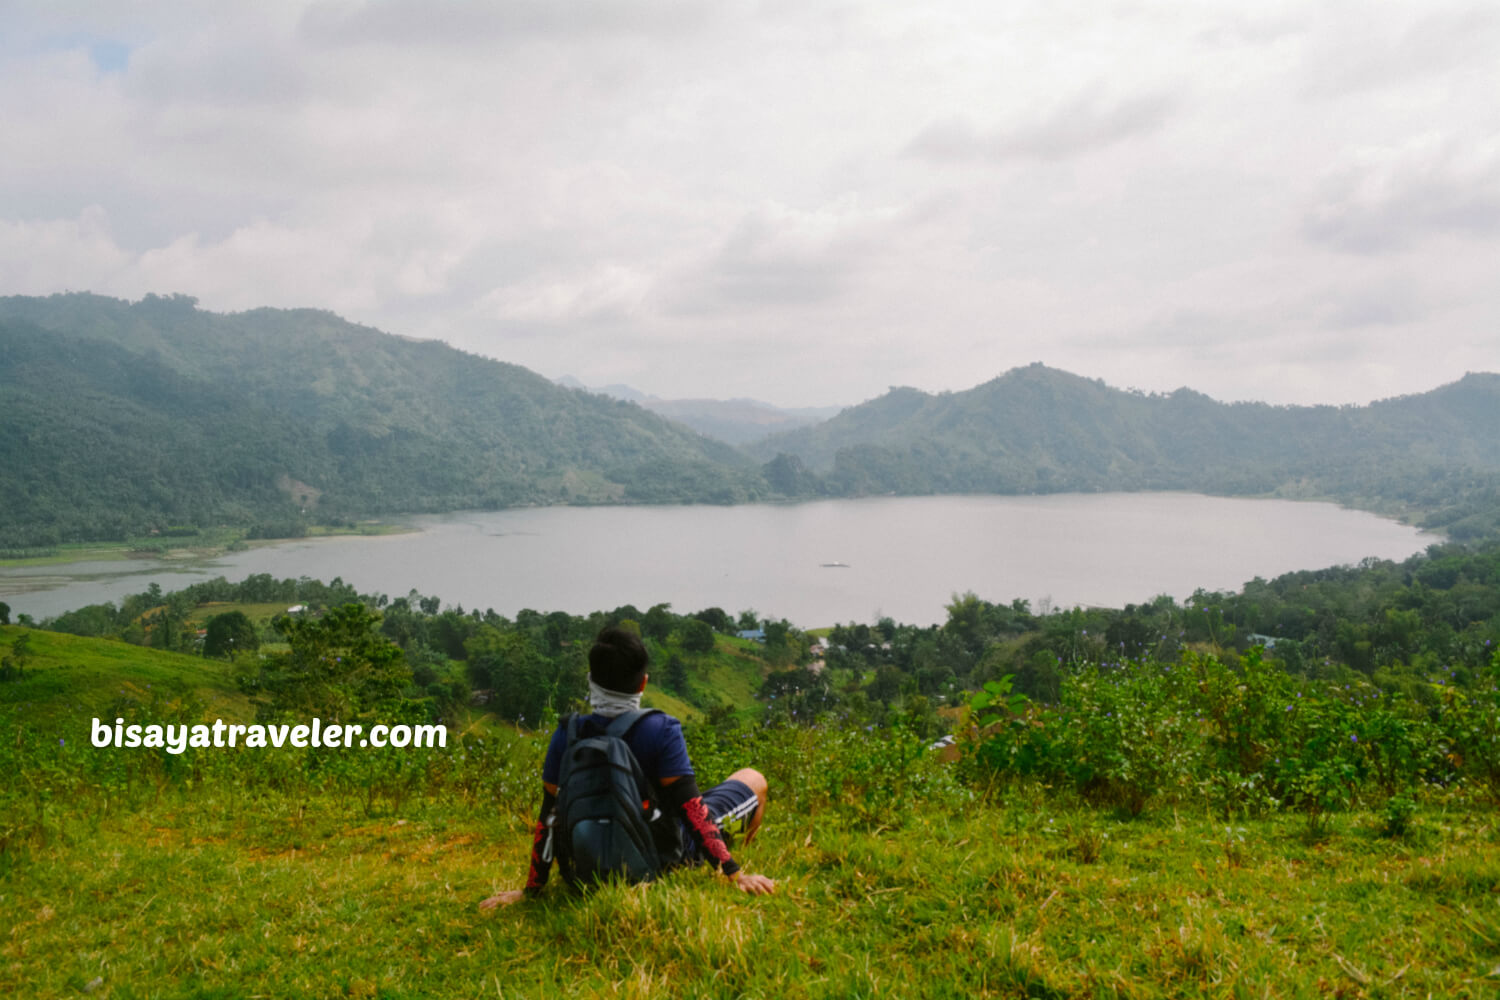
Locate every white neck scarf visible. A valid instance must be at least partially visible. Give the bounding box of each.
[588,679,642,717]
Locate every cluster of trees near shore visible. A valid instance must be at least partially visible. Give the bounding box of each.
[30,538,1499,728]
[3,538,1497,825]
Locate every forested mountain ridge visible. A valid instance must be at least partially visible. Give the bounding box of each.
[0,293,763,545]
[750,363,1500,537]
[4,293,1498,547]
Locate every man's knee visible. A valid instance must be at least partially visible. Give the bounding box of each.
[729,767,768,805]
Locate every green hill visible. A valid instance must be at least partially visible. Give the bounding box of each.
[0,293,764,546]
[751,363,1500,535]
[4,612,1496,998]
[0,624,251,731]
[5,564,1500,996]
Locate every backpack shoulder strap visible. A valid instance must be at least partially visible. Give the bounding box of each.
[603,708,661,740]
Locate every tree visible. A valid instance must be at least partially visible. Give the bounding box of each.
[241,604,410,722]
[760,667,837,723]
[680,618,716,655]
[465,626,585,726]
[692,607,733,633]
[466,627,550,724]
[763,618,799,667]
[147,606,181,652]
[0,601,9,625]
[203,610,259,659]
[867,665,905,704]
[1,632,32,681]
[643,603,674,642]
[665,654,689,693]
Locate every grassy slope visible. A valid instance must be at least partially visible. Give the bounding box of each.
[0,626,251,730]
[642,633,772,722]
[4,631,1498,997]
[4,788,1496,998]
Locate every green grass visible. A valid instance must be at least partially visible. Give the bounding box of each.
[4,783,1497,998]
[0,626,251,729]
[183,601,302,629]
[305,522,410,539]
[0,523,406,568]
[641,687,701,722]
[5,630,1499,998]
[700,637,767,708]
[0,541,157,568]
[643,633,770,722]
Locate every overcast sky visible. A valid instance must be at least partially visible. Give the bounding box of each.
[2,1,1497,409]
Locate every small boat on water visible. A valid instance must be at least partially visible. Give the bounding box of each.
[820,561,851,568]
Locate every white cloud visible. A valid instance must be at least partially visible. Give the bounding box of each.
[0,207,130,292]
[1300,3,1500,97]
[484,264,654,326]
[0,0,1496,409]
[662,199,895,315]
[1302,136,1500,253]
[298,0,713,48]
[907,88,1176,164]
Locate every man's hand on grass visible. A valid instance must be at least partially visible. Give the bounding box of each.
[734,873,776,895]
[479,890,525,911]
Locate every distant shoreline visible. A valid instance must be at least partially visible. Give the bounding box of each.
[0,485,1433,573]
[0,492,1439,627]
[0,520,414,571]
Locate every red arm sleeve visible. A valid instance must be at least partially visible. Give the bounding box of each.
[664,776,741,877]
[523,789,557,896]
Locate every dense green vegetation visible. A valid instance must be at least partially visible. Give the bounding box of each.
[0,293,763,546]
[753,363,1500,539]
[5,729,1497,998]
[19,538,1500,811]
[3,619,1498,996]
[31,571,801,729]
[5,538,1500,995]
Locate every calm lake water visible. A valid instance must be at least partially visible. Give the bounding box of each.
[1,494,1436,627]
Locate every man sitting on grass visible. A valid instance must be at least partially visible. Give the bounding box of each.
[481,626,775,908]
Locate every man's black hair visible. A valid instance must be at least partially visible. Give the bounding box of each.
[589,627,649,694]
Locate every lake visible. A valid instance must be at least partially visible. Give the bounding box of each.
[0,494,1437,627]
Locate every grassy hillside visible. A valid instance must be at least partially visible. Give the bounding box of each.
[6,784,1497,998]
[0,625,250,729]
[5,608,1500,997]
[2,636,1495,998]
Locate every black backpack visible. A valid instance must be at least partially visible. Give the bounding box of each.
[553,709,682,888]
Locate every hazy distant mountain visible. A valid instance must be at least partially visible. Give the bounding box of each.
[749,363,1500,537]
[554,376,842,445]
[554,375,650,403]
[0,293,764,545]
